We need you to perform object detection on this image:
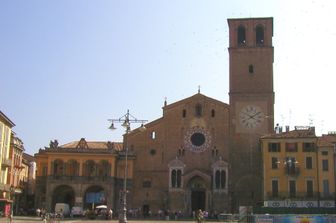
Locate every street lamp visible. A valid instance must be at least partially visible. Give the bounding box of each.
[108,110,147,223]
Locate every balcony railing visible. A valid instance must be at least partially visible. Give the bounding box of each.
[1,158,12,167]
[284,166,300,176]
[265,191,335,200]
[45,175,114,183]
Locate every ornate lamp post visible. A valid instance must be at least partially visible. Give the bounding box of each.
[108,110,147,223]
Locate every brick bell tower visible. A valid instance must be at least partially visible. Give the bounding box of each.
[228,17,275,210]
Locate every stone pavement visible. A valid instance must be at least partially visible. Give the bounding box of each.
[1,216,221,223]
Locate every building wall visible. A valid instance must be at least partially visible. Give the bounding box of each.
[228,17,275,209]
[262,136,318,200]
[317,146,335,200]
[34,144,125,212]
[261,128,335,208]
[128,94,230,215]
[0,122,11,186]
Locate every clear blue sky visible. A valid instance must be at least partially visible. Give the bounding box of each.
[1,0,336,155]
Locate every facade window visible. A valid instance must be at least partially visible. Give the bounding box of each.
[271,157,278,169]
[237,25,246,45]
[306,180,313,197]
[195,104,202,117]
[182,109,186,118]
[322,159,329,171]
[286,143,298,152]
[321,151,328,156]
[256,25,264,45]
[143,180,152,188]
[42,166,48,176]
[84,160,96,177]
[214,170,226,189]
[67,160,79,176]
[323,180,329,197]
[178,148,185,157]
[289,180,296,198]
[171,169,182,188]
[151,131,156,140]
[53,159,64,176]
[97,160,110,177]
[268,143,280,152]
[150,149,156,156]
[303,142,316,152]
[249,64,254,74]
[285,157,297,175]
[212,147,218,157]
[211,109,215,117]
[168,159,185,190]
[306,157,313,169]
[271,180,278,197]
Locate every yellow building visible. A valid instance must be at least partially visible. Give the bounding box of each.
[261,126,335,208]
[34,138,125,212]
[316,132,336,207]
[0,111,15,216]
[9,133,25,215]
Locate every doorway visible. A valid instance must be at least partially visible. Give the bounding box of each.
[142,204,150,217]
[191,190,205,212]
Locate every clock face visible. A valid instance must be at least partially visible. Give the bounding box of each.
[239,105,264,129]
[184,127,211,153]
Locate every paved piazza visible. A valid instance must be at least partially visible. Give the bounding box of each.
[0,216,221,223]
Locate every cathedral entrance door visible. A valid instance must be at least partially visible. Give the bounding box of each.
[191,190,205,212]
[142,204,150,217]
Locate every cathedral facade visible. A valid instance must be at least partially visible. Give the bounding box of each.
[34,17,275,216]
[127,93,231,215]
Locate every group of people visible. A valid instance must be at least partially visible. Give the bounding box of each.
[35,208,47,218]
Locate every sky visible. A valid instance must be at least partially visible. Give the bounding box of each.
[1,0,336,155]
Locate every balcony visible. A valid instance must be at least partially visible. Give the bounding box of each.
[284,166,300,176]
[1,158,12,168]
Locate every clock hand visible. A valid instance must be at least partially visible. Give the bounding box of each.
[240,111,255,119]
[250,112,261,119]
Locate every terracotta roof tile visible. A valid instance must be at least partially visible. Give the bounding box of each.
[60,140,123,151]
[317,134,336,147]
[261,128,316,139]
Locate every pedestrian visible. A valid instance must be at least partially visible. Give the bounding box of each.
[108,209,113,219]
[196,209,203,223]
[36,208,41,217]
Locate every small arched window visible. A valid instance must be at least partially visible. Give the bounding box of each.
[171,170,177,188]
[171,169,182,188]
[215,170,221,188]
[195,104,202,117]
[151,131,156,140]
[249,64,254,74]
[215,170,226,189]
[182,109,186,118]
[237,25,246,46]
[211,109,215,117]
[256,25,264,45]
[176,170,182,187]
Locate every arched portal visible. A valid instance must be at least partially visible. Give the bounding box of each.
[52,185,75,211]
[84,185,106,209]
[187,176,207,213]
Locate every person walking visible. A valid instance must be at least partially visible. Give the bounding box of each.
[196,209,204,223]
